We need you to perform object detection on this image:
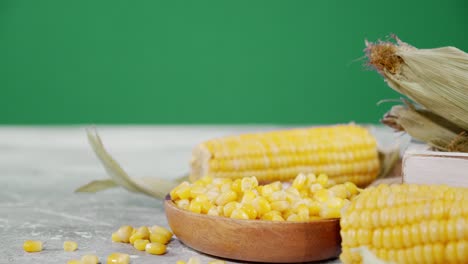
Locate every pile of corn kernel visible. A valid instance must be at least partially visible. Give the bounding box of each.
[111,225,173,255]
[170,173,360,221]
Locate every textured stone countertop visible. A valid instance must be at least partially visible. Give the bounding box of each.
[0,126,402,264]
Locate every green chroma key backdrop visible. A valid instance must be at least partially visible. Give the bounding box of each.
[1,0,467,124]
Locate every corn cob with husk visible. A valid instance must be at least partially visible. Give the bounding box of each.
[190,124,380,187]
[77,124,398,199]
[365,36,468,152]
[340,183,468,264]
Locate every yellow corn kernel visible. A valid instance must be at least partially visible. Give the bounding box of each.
[309,183,324,193]
[306,173,317,185]
[107,252,130,264]
[270,200,290,212]
[240,204,258,219]
[295,204,309,219]
[260,184,275,197]
[215,190,237,206]
[194,194,213,213]
[81,255,99,264]
[133,239,150,251]
[317,173,328,187]
[241,190,257,204]
[231,178,242,193]
[137,226,150,237]
[286,213,303,222]
[344,182,359,196]
[111,232,121,242]
[230,208,249,220]
[67,260,82,264]
[175,199,190,210]
[170,181,190,200]
[187,257,201,264]
[207,206,220,216]
[150,233,170,244]
[63,240,78,252]
[268,190,287,202]
[175,185,192,200]
[129,232,146,245]
[329,184,348,199]
[23,240,43,252]
[252,196,271,216]
[176,261,186,264]
[269,181,283,191]
[292,173,307,190]
[260,210,281,219]
[145,242,166,255]
[149,225,173,241]
[314,189,332,203]
[189,185,206,198]
[320,206,341,218]
[241,176,258,191]
[189,200,202,214]
[223,201,240,217]
[117,225,133,243]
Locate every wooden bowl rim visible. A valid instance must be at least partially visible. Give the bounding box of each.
[164,194,340,225]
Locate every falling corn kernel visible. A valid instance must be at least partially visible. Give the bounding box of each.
[67,260,82,264]
[107,252,130,264]
[81,255,99,264]
[133,239,150,251]
[145,242,166,255]
[63,240,78,252]
[23,240,43,253]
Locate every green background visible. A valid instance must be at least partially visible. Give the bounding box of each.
[1,0,467,124]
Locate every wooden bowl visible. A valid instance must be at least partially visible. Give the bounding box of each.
[164,196,341,263]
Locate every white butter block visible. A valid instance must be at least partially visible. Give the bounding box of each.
[403,142,468,187]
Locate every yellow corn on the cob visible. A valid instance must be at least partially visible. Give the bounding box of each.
[340,184,468,264]
[190,124,380,186]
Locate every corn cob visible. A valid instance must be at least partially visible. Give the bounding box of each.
[340,184,468,264]
[190,124,380,187]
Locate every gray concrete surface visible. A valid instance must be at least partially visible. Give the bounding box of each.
[0,126,402,264]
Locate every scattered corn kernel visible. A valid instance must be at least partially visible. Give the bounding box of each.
[111,232,122,242]
[63,240,78,252]
[145,242,166,255]
[150,233,170,244]
[81,255,99,264]
[67,260,82,264]
[149,225,173,241]
[116,225,133,243]
[107,252,130,264]
[176,261,186,264]
[23,240,43,253]
[134,239,150,251]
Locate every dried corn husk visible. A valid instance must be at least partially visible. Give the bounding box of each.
[382,101,468,152]
[366,36,468,151]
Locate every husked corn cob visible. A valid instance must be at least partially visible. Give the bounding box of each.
[340,184,468,264]
[171,173,360,221]
[190,124,380,187]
